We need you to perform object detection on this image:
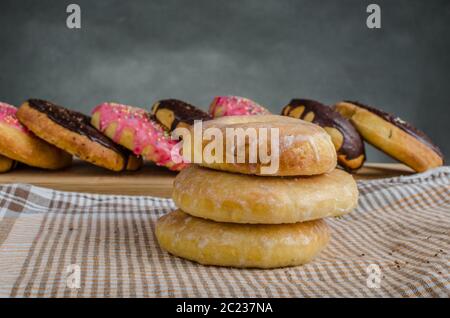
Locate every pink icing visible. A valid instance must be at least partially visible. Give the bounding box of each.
[92,102,186,171]
[0,102,28,132]
[209,96,270,117]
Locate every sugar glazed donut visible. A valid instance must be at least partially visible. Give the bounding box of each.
[334,101,444,172]
[17,100,141,172]
[185,115,337,176]
[0,101,72,170]
[209,96,270,117]
[91,102,186,171]
[156,210,330,268]
[151,99,211,131]
[173,166,358,224]
[282,99,366,171]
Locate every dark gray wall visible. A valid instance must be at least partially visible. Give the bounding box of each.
[0,0,449,162]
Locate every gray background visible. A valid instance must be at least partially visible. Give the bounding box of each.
[0,0,448,162]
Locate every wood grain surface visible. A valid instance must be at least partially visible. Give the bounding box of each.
[0,161,415,198]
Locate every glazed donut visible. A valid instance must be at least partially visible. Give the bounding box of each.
[156,210,330,268]
[334,101,443,172]
[209,96,270,117]
[0,154,17,173]
[186,115,337,176]
[0,102,72,170]
[91,102,186,171]
[151,99,211,131]
[282,99,366,171]
[173,165,358,224]
[17,100,141,172]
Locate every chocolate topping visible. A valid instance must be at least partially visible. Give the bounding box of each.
[344,101,444,159]
[27,99,132,162]
[151,99,211,131]
[287,99,366,162]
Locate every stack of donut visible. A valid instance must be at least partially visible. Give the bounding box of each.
[282,98,444,173]
[3,95,440,175]
[156,110,359,268]
[207,96,444,173]
[0,98,212,173]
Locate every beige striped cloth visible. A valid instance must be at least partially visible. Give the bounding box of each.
[0,167,449,298]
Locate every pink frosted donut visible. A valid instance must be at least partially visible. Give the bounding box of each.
[209,96,270,117]
[0,103,21,172]
[91,103,187,171]
[0,102,28,132]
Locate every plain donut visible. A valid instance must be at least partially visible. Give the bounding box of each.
[156,210,330,268]
[173,165,358,224]
[186,115,337,176]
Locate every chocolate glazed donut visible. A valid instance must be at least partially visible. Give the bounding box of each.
[335,100,444,172]
[151,99,211,131]
[282,99,366,171]
[344,101,443,159]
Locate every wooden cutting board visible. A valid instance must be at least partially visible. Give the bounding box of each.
[0,161,414,198]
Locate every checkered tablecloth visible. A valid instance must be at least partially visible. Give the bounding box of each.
[0,167,449,297]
